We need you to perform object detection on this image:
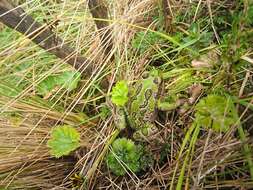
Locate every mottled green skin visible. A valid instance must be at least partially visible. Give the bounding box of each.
[126,69,162,140]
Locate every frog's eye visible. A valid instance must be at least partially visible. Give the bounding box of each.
[153,77,160,84]
[142,72,149,79]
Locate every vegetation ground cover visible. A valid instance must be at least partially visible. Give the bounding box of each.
[0,0,253,189]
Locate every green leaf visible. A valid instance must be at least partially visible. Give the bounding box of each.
[194,95,237,132]
[47,125,80,158]
[37,71,81,96]
[57,71,81,91]
[36,75,57,96]
[111,80,128,107]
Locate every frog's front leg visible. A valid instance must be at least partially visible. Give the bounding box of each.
[157,84,203,112]
[114,107,127,130]
[115,107,137,138]
[157,98,187,111]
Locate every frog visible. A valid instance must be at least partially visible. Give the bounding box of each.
[118,69,162,141]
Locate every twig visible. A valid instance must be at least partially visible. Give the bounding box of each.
[88,0,113,59]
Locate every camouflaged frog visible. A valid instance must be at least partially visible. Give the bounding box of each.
[119,69,162,141]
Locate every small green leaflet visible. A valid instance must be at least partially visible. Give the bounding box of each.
[47,125,80,158]
[111,80,128,107]
[37,71,81,96]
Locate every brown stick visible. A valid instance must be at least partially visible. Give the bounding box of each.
[0,0,95,76]
[88,0,113,59]
[162,0,172,33]
[88,0,109,30]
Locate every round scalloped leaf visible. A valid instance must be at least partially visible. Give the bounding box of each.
[47,125,80,158]
[194,95,237,132]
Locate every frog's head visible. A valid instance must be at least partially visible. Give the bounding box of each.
[141,69,162,85]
